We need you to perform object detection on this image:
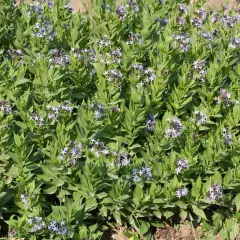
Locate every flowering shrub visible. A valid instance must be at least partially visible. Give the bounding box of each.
[1,0,240,239]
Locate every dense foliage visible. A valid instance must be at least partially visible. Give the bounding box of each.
[0,0,240,239]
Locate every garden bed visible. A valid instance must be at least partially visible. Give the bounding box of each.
[1,0,240,239]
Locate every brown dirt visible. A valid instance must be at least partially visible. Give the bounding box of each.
[102,223,202,240]
[69,0,84,12]
[153,223,200,240]
[191,0,238,9]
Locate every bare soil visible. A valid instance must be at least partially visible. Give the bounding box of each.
[70,0,84,12]
[101,223,202,240]
[153,224,200,240]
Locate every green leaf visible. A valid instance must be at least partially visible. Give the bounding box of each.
[6,165,19,178]
[14,78,31,86]
[85,197,98,212]
[163,210,174,218]
[0,191,13,206]
[51,179,65,187]
[140,221,150,235]
[153,211,162,219]
[44,185,57,194]
[133,184,144,200]
[192,205,207,220]
[151,221,164,228]
[223,169,232,186]
[213,170,222,184]
[15,121,27,130]
[110,136,128,145]
[169,150,176,170]
[40,165,58,180]
[234,194,240,212]
[175,200,187,209]
[113,211,122,225]
[71,25,79,43]
[107,173,119,179]
[225,219,239,240]
[14,134,21,148]
[179,209,188,221]
[92,63,104,75]
[233,105,240,125]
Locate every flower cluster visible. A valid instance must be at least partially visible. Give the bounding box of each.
[222,128,232,146]
[90,138,109,157]
[178,4,187,15]
[190,60,207,83]
[191,8,206,28]
[47,0,55,8]
[64,1,74,11]
[99,48,122,65]
[28,216,46,232]
[111,106,121,113]
[72,48,97,63]
[214,89,235,107]
[199,31,213,41]
[208,184,223,201]
[134,65,156,87]
[20,194,28,204]
[102,3,111,12]
[191,111,208,126]
[49,49,70,66]
[9,228,17,237]
[48,219,69,236]
[8,49,23,59]
[126,32,142,45]
[145,114,156,132]
[199,31,215,48]
[116,5,127,20]
[164,117,183,139]
[133,63,144,72]
[96,35,112,49]
[60,142,82,165]
[211,11,219,23]
[125,0,139,13]
[176,187,188,198]
[30,113,44,127]
[90,103,105,119]
[104,69,123,82]
[46,101,73,121]
[110,48,122,60]
[130,166,152,182]
[116,0,139,20]
[176,16,185,26]
[172,33,191,52]
[26,2,44,18]
[156,17,169,30]
[116,152,130,167]
[0,99,12,114]
[175,159,189,174]
[32,21,56,41]
[191,17,203,28]
[196,8,207,20]
[230,38,240,48]
[222,14,239,28]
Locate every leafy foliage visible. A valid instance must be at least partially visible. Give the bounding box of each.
[0,0,240,239]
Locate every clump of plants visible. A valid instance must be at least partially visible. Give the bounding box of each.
[0,0,240,239]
